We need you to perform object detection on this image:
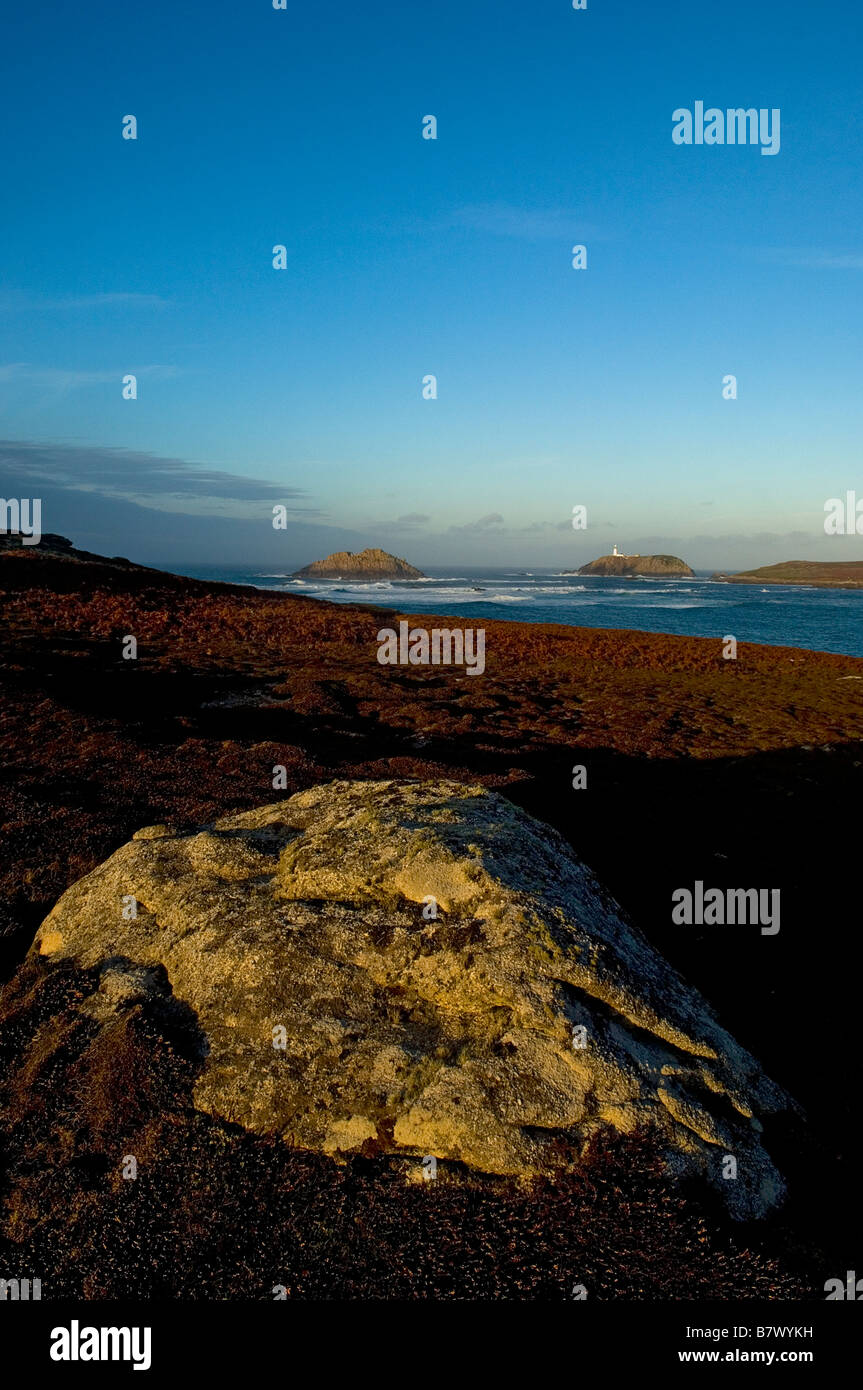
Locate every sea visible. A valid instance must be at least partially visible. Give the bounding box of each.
[172,566,863,660]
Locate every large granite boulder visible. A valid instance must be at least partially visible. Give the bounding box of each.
[31,779,792,1217]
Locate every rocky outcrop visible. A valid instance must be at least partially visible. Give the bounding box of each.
[30,779,792,1218]
[0,531,74,552]
[576,554,694,578]
[293,548,424,580]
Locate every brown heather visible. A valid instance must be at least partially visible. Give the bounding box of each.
[1,542,862,1297]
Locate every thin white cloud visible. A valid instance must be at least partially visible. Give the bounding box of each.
[448,512,505,534]
[760,248,863,270]
[0,291,170,312]
[55,293,170,309]
[0,363,179,391]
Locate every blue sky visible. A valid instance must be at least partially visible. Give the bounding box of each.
[1,0,862,568]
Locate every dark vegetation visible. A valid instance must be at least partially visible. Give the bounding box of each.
[1,542,861,1298]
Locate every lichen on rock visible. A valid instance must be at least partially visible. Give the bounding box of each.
[32,778,793,1218]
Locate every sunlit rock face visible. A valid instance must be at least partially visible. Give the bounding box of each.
[292,548,424,580]
[33,778,792,1218]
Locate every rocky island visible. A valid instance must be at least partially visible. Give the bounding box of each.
[574,551,694,578]
[293,547,424,581]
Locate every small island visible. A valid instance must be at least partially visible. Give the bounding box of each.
[292,547,425,581]
[711,560,863,590]
[572,548,694,578]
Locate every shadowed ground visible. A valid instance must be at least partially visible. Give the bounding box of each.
[1,543,861,1298]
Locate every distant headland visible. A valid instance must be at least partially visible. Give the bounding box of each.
[712,560,863,590]
[292,548,425,581]
[571,549,694,578]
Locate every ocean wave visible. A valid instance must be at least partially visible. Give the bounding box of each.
[323,581,395,592]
